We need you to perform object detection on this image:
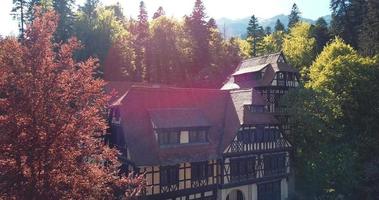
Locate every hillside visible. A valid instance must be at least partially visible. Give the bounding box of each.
[216,14,331,38]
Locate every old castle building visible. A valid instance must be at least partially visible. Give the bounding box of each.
[107,52,299,200]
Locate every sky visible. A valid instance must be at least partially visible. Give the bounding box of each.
[0,0,331,36]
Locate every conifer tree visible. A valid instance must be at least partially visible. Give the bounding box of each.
[264,26,272,35]
[247,15,264,56]
[359,0,379,56]
[11,0,28,39]
[311,17,330,54]
[135,1,149,81]
[153,6,165,19]
[52,0,74,42]
[185,0,210,77]
[274,19,285,32]
[288,3,300,29]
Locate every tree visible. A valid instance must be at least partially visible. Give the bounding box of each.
[0,8,144,199]
[74,5,134,79]
[288,3,300,29]
[247,15,264,56]
[53,0,75,42]
[153,6,165,19]
[274,19,285,32]
[147,16,184,84]
[359,0,379,56]
[285,37,379,198]
[134,1,149,81]
[311,17,331,54]
[11,0,28,39]
[184,0,211,78]
[282,22,316,79]
[259,31,285,54]
[264,26,272,35]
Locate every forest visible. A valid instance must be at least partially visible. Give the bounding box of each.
[1,0,379,199]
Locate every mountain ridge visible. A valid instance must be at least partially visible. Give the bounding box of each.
[216,14,331,38]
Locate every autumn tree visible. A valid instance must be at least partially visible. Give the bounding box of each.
[0,8,144,199]
[282,22,316,79]
[259,31,285,54]
[284,37,379,198]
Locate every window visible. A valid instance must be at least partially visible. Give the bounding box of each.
[258,181,281,200]
[191,161,212,181]
[158,128,208,146]
[230,157,256,181]
[264,153,286,176]
[158,131,179,146]
[255,72,262,80]
[250,105,267,113]
[189,129,208,143]
[180,131,189,144]
[160,165,179,186]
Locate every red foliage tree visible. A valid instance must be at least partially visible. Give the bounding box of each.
[0,8,144,199]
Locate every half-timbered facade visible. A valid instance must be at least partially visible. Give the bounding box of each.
[107,52,299,200]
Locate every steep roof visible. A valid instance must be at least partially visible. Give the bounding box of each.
[222,52,299,90]
[149,108,211,129]
[114,86,240,166]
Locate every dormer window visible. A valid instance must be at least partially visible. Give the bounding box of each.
[157,128,208,147]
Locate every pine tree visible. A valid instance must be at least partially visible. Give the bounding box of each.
[311,17,330,54]
[247,15,263,56]
[53,0,74,42]
[359,0,379,56]
[153,6,165,19]
[185,0,210,77]
[11,0,28,39]
[274,19,285,32]
[288,3,300,29]
[134,1,149,81]
[265,26,272,35]
[80,0,99,23]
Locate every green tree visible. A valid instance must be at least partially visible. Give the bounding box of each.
[147,16,184,84]
[184,0,211,78]
[247,15,264,56]
[74,5,134,79]
[53,0,74,42]
[282,22,316,78]
[274,19,285,32]
[359,0,379,56]
[288,3,300,29]
[311,17,331,54]
[286,37,379,198]
[264,26,272,35]
[134,1,149,81]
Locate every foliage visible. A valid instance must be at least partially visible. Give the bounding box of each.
[284,37,379,199]
[358,0,379,56]
[0,8,144,199]
[74,4,134,80]
[282,22,316,79]
[258,31,285,55]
